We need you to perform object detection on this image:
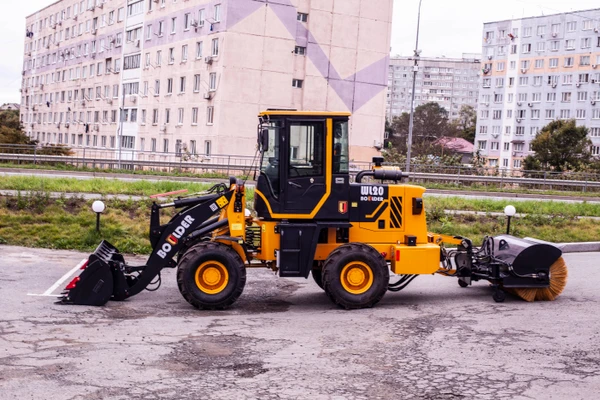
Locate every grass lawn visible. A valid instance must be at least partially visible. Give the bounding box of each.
[0,190,597,255]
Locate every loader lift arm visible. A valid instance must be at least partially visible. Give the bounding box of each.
[60,189,236,306]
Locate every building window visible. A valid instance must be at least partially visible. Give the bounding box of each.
[123,54,141,70]
[211,38,219,57]
[168,48,175,64]
[580,56,590,66]
[565,39,575,50]
[184,13,191,31]
[193,74,201,92]
[292,79,303,88]
[214,4,221,22]
[165,108,170,124]
[209,72,217,91]
[294,46,306,55]
[522,43,531,53]
[196,41,203,59]
[567,21,577,32]
[204,140,211,156]
[564,57,574,67]
[178,108,184,125]
[163,139,169,153]
[192,107,198,124]
[152,109,159,124]
[182,45,188,62]
[171,17,177,34]
[477,140,487,150]
[297,12,308,22]
[207,106,214,125]
[151,138,156,152]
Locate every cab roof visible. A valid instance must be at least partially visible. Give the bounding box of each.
[258,110,351,118]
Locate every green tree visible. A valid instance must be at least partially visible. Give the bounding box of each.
[451,105,477,143]
[522,119,591,172]
[0,110,30,144]
[388,102,456,158]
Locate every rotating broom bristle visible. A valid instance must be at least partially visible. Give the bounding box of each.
[512,257,568,302]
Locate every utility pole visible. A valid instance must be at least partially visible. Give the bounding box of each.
[406,0,423,174]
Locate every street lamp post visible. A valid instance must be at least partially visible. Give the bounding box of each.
[406,0,423,174]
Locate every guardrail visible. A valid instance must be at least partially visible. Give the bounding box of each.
[1,144,600,193]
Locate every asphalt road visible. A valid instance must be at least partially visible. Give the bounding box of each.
[1,246,599,399]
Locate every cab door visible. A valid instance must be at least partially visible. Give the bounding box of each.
[283,119,327,214]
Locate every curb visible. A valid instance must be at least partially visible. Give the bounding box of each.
[524,237,600,253]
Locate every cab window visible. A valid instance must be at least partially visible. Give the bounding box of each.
[289,122,324,177]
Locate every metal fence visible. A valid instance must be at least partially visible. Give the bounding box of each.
[1,144,600,193]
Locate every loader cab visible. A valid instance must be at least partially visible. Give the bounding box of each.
[255,111,351,220]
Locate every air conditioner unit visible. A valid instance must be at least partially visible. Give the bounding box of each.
[205,56,213,65]
[106,99,112,105]
[160,125,167,133]
[56,122,61,128]
[98,3,103,9]
[521,68,527,73]
[593,65,598,69]
[592,100,597,105]
[130,96,137,103]
[93,125,99,132]
[135,39,141,48]
[528,102,533,107]
[516,118,522,123]
[487,55,493,60]
[552,32,558,37]
[373,140,383,150]
[517,101,522,106]
[190,19,198,28]
[204,93,212,100]
[551,83,557,88]
[73,15,78,21]
[81,100,86,106]
[595,28,599,33]
[91,53,96,59]
[65,123,70,128]
[40,84,44,90]
[91,29,97,36]
[593,79,597,84]
[576,82,582,87]
[512,151,517,156]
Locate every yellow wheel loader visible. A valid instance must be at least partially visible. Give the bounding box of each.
[60,111,567,309]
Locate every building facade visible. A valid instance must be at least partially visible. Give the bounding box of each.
[386,54,481,121]
[21,0,393,163]
[475,9,600,169]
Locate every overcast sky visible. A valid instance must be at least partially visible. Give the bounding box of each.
[2,0,600,105]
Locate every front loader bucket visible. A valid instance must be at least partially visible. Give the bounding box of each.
[59,241,123,306]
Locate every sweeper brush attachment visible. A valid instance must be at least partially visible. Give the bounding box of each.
[443,235,568,303]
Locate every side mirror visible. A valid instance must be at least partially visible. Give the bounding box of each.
[260,128,269,152]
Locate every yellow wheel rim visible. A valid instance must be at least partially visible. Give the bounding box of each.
[340,261,373,295]
[195,261,229,294]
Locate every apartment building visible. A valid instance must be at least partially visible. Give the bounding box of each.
[475,9,600,169]
[21,0,393,163]
[386,54,481,121]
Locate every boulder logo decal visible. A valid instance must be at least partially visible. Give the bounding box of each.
[157,215,196,259]
[338,201,348,214]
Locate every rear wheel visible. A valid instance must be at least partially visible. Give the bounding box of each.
[177,242,246,310]
[322,244,389,309]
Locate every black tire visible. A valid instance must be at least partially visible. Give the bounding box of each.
[458,279,469,288]
[311,262,324,290]
[493,289,506,303]
[176,242,246,310]
[322,243,389,309]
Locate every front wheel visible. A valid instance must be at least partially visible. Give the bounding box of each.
[177,242,246,310]
[322,244,389,309]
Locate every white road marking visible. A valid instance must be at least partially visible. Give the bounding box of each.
[27,258,86,297]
